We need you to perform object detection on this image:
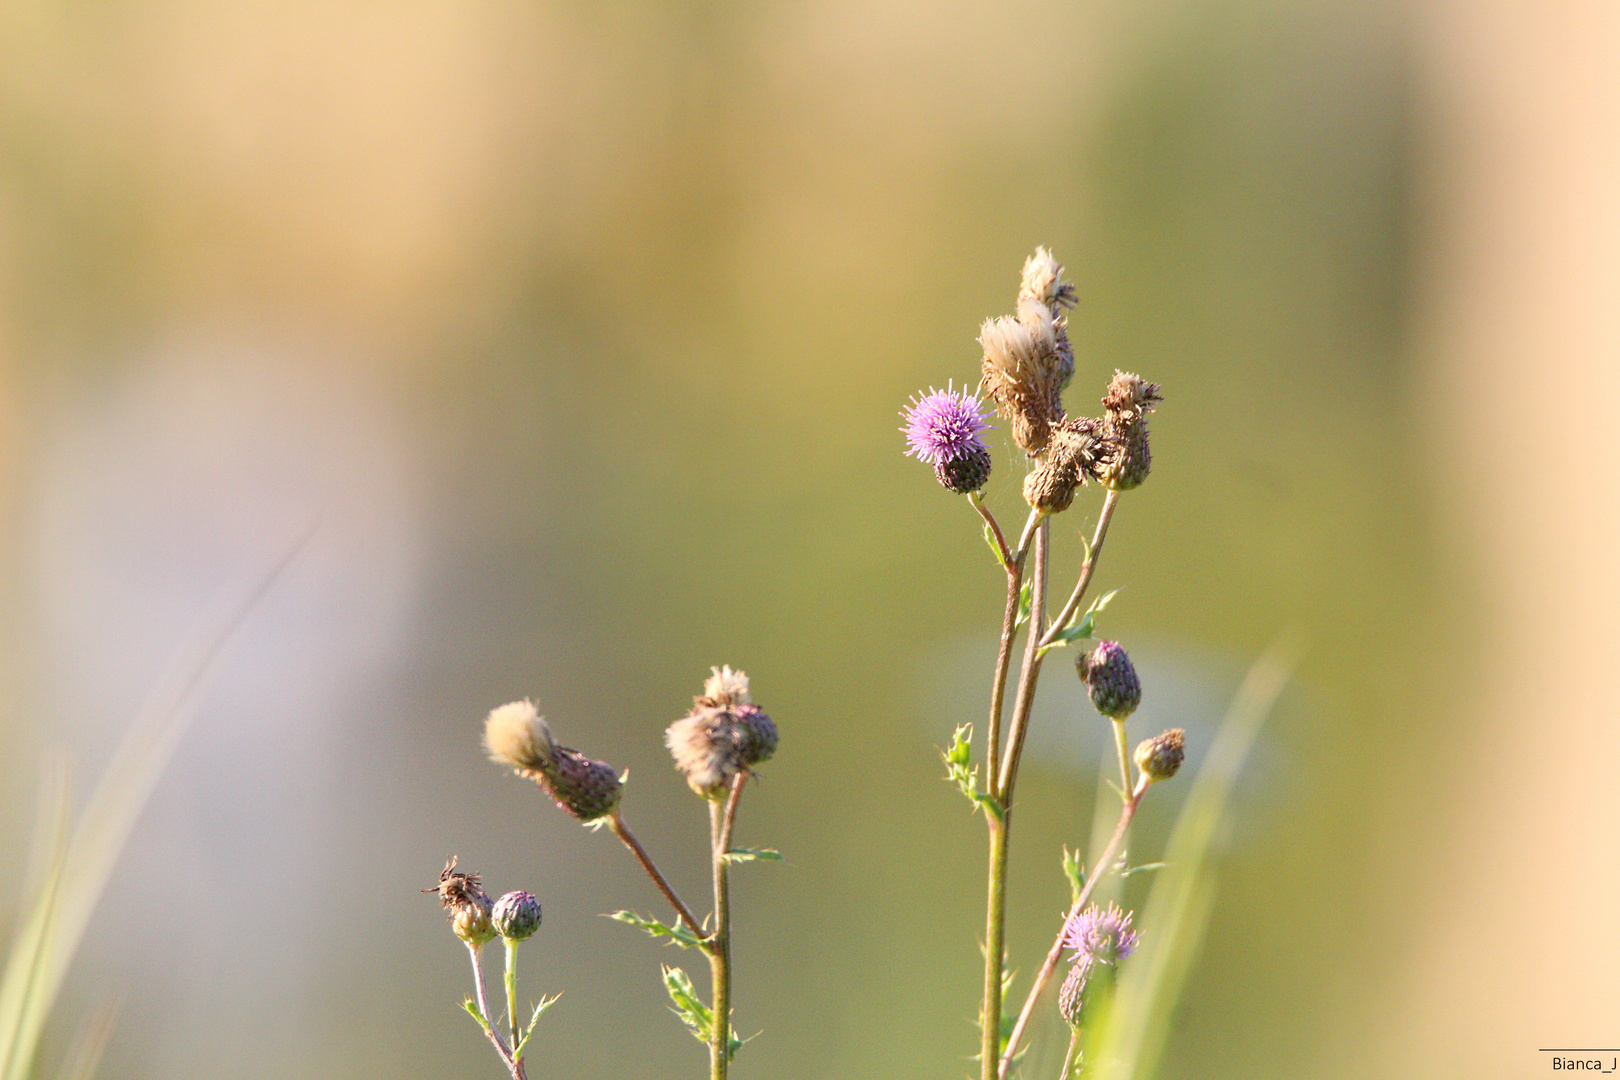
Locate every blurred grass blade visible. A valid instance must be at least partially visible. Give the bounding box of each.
[52,994,122,1080]
[0,766,72,1080]
[0,541,304,1080]
[1090,632,1300,1080]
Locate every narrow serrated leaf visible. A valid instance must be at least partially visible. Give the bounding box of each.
[513,994,561,1059]
[1120,862,1167,878]
[982,523,1011,571]
[609,911,705,949]
[1062,847,1087,905]
[722,848,784,863]
[1013,581,1034,628]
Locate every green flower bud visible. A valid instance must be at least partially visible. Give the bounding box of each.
[1133,728,1185,784]
[492,890,543,942]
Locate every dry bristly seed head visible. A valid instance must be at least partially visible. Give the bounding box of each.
[668,667,778,798]
[1096,370,1163,491]
[1134,728,1186,783]
[425,857,497,946]
[484,701,623,820]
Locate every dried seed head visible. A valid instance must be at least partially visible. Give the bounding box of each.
[979,306,1066,456]
[1096,371,1163,491]
[1021,417,1105,514]
[425,857,497,946]
[666,706,744,797]
[486,702,622,820]
[668,668,778,797]
[1078,640,1141,720]
[1134,728,1186,784]
[1019,247,1078,315]
[702,665,752,707]
[492,890,543,942]
[484,700,556,773]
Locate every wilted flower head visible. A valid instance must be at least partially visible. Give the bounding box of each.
[1096,371,1163,491]
[667,667,778,797]
[1022,416,1106,514]
[425,857,497,946]
[1134,728,1186,783]
[492,890,543,942]
[484,701,623,820]
[980,248,1079,456]
[1057,903,1140,1026]
[1078,640,1142,720]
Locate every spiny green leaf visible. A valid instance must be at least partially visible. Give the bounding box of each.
[513,994,561,1060]
[661,966,714,1043]
[1062,847,1087,905]
[722,848,784,864]
[982,523,1011,571]
[609,911,705,949]
[941,725,1002,820]
[1039,588,1122,657]
[461,998,491,1035]
[1014,581,1034,628]
[1121,862,1166,878]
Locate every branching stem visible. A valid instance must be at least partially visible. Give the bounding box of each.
[998,776,1150,1078]
[467,942,527,1080]
[1040,490,1121,649]
[608,812,706,939]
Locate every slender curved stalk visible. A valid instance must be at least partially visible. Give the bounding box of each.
[1058,1030,1081,1079]
[996,521,1051,800]
[998,776,1149,1078]
[980,814,1009,1080]
[608,812,706,939]
[1040,491,1121,648]
[971,493,1014,569]
[467,943,526,1080]
[708,776,747,1080]
[1111,720,1132,801]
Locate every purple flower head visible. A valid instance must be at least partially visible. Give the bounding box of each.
[901,383,992,465]
[1061,903,1139,970]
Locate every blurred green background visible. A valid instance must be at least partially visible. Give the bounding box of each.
[1,0,1613,1077]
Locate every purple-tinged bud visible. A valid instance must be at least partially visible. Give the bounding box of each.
[1078,641,1141,720]
[935,446,992,494]
[1134,728,1186,783]
[733,704,778,766]
[484,701,623,820]
[1096,371,1162,491]
[492,890,543,942]
[425,857,498,945]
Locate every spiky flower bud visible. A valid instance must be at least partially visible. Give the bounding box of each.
[1022,416,1105,514]
[426,857,498,946]
[1134,728,1186,783]
[902,384,993,494]
[1096,371,1162,491]
[492,890,543,942]
[1056,904,1140,1027]
[484,700,623,821]
[1078,640,1141,720]
[667,667,777,797]
[935,447,993,494]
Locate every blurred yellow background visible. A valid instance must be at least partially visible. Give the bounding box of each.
[0,0,1614,1077]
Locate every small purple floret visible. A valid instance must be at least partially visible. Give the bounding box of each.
[1061,903,1139,970]
[901,383,991,465]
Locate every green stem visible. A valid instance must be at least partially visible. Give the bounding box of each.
[1040,491,1121,649]
[504,939,520,1055]
[1058,1029,1081,1079]
[981,813,1010,1080]
[998,776,1149,1078]
[467,942,527,1080]
[1111,719,1132,802]
[708,775,746,1080]
[996,520,1051,800]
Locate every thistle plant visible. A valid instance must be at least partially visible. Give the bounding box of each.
[902,247,1180,1078]
[429,667,781,1079]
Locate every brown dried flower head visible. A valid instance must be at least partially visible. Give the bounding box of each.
[484,700,623,820]
[425,856,497,945]
[667,667,778,798]
[979,248,1078,456]
[1022,416,1107,514]
[1097,371,1163,491]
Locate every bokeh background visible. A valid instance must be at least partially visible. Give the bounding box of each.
[0,0,1615,1077]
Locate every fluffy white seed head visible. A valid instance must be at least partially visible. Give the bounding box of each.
[484,700,556,772]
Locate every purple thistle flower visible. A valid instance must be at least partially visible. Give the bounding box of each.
[901,383,991,465]
[1061,903,1139,970]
